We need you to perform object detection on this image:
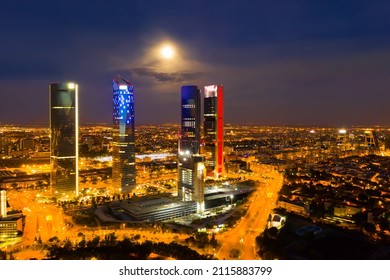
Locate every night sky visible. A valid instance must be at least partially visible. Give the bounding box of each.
[1,0,390,127]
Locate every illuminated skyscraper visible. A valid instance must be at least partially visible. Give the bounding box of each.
[203,85,224,179]
[49,82,79,198]
[178,86,203,207]
[180,85,201,154]
[112,76,136,195]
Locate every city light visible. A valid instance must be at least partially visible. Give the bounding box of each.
[2,79,389,264]
[2,123,389,262]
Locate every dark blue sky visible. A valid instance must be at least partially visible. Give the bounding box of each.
[1,0,390,126]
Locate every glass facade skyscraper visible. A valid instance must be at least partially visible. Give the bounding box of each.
[49,82,79,198]
[112,76,136,195]
[180,85,201,154]
[204,85,224,179]
[178,86,203,205]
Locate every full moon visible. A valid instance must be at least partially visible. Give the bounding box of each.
[161,45,174,59]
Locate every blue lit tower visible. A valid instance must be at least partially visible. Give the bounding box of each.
[49,82,79,199]
[180,85,201,154]
[112,76,136,195]
[178,86,204,212]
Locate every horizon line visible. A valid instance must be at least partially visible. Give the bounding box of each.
[1,122,390,129]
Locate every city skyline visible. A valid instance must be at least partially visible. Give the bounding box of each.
[1,119,390,260]
[1,1,390,127]
[2,1,390,265]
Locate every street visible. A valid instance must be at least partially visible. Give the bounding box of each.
[216,167,283,259]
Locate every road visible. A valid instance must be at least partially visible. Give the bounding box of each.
[6,189,67,245]
[216,167,283,260]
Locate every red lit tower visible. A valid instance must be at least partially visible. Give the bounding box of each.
[203,85,224,179]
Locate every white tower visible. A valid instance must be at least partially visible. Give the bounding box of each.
[0,190,7,218]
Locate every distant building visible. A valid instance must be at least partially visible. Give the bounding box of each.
[22,139,35,151]
[385,137,390,150]
[49,82,79,198]
[108,197,197,222]
[0,215,24,239]
[364,130,379,150]
[336,129,347,149]
[105,185,255,222]
[203,85,224,179]
[0,189,24,239]
[334,205,360,218]
[112,76,136,195]
[278,199,310,216]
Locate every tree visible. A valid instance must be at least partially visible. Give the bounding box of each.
[266,227,279,239]
[379,219,389,232]
[37,181,44,188]
[87,236,100,248]
[133,234,141,241]
[78,239,86,248]
[103,232,117,246]
[0,250,7,260]
[210,233,218,248]
[63,238,73,250]
[48,236,59,243]
[352,211,368,228]
[194,232,209,248]
[364,223,376,235]
[310,200,326,218]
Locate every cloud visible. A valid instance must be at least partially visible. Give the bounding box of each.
[129,67,203,83]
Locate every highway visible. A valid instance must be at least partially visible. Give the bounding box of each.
[216,167,283,260]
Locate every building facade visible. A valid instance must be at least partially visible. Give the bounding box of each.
[178,86,203,205]
[203,85,224,179]
[112,76,136,195]
[49,82,79,198]
[364,130,379,150]
[0,215,24,239]
[179,85,201,154]
[178,85,204,212]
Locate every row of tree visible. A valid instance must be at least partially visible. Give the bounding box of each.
[46,233,216,260]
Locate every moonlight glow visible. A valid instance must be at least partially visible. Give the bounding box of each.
[161,45,174,59]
